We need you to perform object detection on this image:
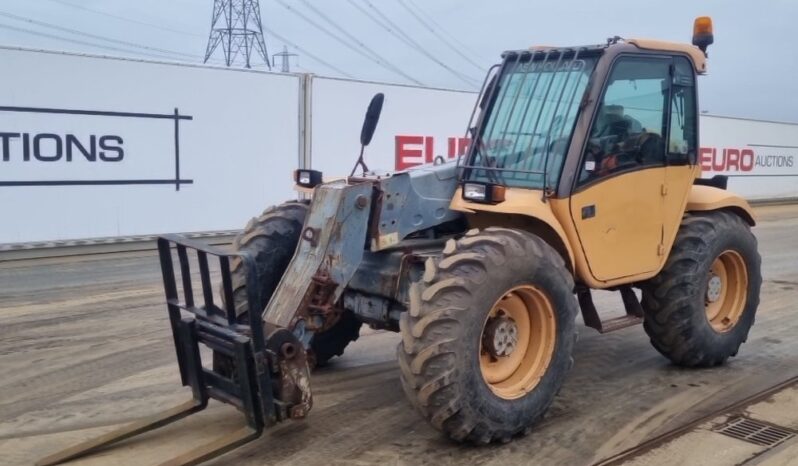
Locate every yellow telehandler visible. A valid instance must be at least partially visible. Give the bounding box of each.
[40,16,760,465]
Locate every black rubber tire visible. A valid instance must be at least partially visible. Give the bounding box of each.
[640,211,762,367]
[397,227,578,444]
[223,200,362,367]
[227,201,309,317]
[311,310,362,367]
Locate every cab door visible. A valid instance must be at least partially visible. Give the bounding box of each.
[569,56,672,282]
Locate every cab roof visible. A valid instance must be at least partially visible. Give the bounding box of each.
[523,38,707,74]
[627,38,707,74]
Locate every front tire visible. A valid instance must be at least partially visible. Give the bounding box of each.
[641,211,762,367]
[397,228,578,444]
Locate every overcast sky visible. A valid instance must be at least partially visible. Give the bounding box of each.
[0,0,796,122]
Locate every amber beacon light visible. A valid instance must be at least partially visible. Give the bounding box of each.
[692,16,714,54]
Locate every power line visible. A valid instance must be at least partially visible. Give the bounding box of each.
[404,0,490,63]
[352,0,479,88]
[396,0,486,73]
[0,21,190,62]
[33,1,228,65]
[46,0,204,38]
[199,0,353,77]
[277,0,424,85]
[345,0,390,34]
[363,0,479,86]
[296,0,426,85]
[5,1,354,79]
[0,10,202,61]
[345,1,427,64]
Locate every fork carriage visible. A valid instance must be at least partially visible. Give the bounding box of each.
[38,235,310,466]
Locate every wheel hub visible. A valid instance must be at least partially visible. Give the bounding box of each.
[479,285,557,400]
[706,274,723,303]
[483,314,519,358]
[705,250,749,333]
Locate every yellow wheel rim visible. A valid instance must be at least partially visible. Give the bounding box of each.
[480,285,557,400]
[705,250,748,333]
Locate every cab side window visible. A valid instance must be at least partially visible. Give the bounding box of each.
[579,57,670,184]
[668,57,697,164]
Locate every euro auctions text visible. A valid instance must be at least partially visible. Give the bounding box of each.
[699,147,794,172]
[395,134,796,176]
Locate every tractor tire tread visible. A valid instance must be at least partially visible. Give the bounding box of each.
[640,211,761,367]
[398,227,577,444]
[225,199,361,367]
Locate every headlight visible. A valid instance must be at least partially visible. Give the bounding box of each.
[294,169,323,188]
[462,182,506,203]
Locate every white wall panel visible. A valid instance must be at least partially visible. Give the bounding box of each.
[309,77,477,175]
[700,115,797,200]
[311,76,797,200]
[2,48,794,245]
[0,47,300,243]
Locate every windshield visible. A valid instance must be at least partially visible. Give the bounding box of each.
[464,53,597,189]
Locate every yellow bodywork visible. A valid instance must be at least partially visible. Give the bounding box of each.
[628,39,707,74]
[452,164,754,289]
[554,165,699,288]
[686,184,756,225]
[532,39,707,74]
[447,28,747,290]
[450,187,576,272]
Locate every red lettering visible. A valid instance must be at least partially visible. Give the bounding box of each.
[458,137,471,156]
[699,147,756,172]
[395,135,473,169]
[740,149,755,172]
[424,136,434,164]
[699,147,714,172]
[712,148,726,172]
[726,148,740,171]
[395,135,424,170]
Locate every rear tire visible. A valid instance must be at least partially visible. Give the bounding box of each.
[220,200,362,368]
[397,228,578,444]
[310,310,362,367]
[641,211,761,367]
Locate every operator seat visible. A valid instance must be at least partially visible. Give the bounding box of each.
[595,104,630,140]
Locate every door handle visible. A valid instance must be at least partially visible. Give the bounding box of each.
[582,204,596,219]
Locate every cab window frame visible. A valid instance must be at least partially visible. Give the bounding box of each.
[573,53,676,191]
[665,55,699,166]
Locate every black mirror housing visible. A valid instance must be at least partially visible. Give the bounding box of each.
[360,93,384,146]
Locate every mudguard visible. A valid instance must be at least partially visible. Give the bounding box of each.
[686,185,756,226]
[450,187,576,272]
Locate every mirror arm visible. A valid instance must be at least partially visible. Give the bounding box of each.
[349,144,369,177]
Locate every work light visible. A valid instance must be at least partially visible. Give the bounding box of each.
[463,183,486,201]
[294,169,323,188]
[462,182,505,203]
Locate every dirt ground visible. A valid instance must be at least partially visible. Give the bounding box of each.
[1,205,796,466]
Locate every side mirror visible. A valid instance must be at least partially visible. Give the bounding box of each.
[360,93,384,146]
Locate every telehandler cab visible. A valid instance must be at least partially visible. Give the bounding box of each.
[40,17,761,466]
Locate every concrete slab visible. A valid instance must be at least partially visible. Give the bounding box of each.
[1,204,797,465]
